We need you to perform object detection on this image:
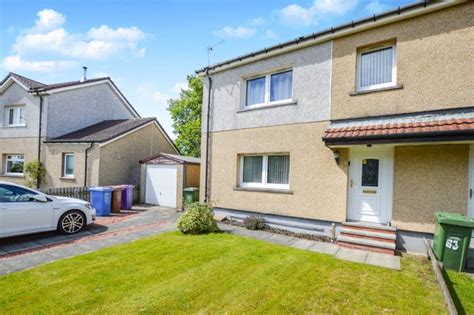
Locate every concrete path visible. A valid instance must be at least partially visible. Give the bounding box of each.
[219,223,401,270]
[0,206,179,275]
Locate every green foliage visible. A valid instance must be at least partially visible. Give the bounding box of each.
[177,203,219,234]
[167,75,202,157]
[243,215,267,230]
[24,160,45,188]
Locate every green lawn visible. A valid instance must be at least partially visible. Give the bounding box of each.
[445,270,474,314]
[0,232,446,314]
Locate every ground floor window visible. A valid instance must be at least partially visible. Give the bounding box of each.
[240,154,289,189]
[5,154,24,176]
[63,153,75,177]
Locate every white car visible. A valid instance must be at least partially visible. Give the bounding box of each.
[0,181,96,238]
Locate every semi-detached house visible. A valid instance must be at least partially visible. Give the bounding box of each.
[197,1,474,253]
[0,72,178,189]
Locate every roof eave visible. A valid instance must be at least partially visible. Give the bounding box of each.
[196,1,460,75]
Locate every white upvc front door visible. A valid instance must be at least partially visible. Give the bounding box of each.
[348,147,394,224]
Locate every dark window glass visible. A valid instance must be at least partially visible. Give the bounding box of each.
[0,184,38,203]
[361,159,379,187]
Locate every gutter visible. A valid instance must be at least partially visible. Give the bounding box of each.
[84,142,94,186]
[204,71,212,203]
[196,1,459,75]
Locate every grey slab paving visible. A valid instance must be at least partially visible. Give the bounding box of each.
[0,241,42,254]
[292,239,316,250]
[221,223,401,271]
[308,242,340,256]
[366,252,401,270]
[0,262,10,274]
[1,252,56,273]
[34,234,71,245]
[335,248,368,264]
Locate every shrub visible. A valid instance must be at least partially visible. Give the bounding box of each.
[177,203,219,234]
[24,160,46,188]
[243,216,267,230]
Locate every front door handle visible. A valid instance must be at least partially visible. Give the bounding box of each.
[350,179,355,188]
[470,188,472,199]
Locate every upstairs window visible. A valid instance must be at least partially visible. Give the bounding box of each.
[240,154,290,190]
[245,70,293,107]
[357,45,396,91]
[5,154,24,176]
[5,106,26,127]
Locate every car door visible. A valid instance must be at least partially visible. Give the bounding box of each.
[0,184,54,237]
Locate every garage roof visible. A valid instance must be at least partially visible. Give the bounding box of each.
[140,153,200,165]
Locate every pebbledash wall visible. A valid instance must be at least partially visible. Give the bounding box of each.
[46,83,136,138]
[200,2,474,252]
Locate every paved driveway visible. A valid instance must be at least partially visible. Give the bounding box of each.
[0,205,180,275]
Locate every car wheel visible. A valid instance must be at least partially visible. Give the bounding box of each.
[58,210,86,234]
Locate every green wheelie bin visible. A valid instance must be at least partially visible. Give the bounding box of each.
[183,187,199,206]
[433,212,474,272]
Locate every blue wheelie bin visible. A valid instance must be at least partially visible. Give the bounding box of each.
[89,187,113,216]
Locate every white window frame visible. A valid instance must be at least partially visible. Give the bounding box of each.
[5,105,26,127]
[239,154,290,190]
[245,69,293,108]
[62,153,75,178]
[356,44,397,92]
[5,154,25,176]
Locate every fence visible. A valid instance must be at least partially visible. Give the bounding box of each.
[40,186,141,204]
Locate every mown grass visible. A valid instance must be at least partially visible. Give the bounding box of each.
[445,269,474,314]
[0,232,446,314]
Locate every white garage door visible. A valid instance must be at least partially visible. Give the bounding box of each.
[145,164,178,208]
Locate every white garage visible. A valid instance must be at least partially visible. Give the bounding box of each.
[140,153,200,209]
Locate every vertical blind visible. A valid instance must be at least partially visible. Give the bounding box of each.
[243,156,263,183]
[246,77,265,106]
[359,46,393,88]
[270,71,292,102]
[267,155,289,184]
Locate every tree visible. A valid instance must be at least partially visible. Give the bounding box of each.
[167,75,203,157]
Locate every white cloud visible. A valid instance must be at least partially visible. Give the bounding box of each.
[213,26,256,39]
[250,17,265,26]
[279,0,358,27]
[33,9,65,32]
[365,0,390,14]
[2,8,146,72]
[2,55,77,72]
[172,82,188,93]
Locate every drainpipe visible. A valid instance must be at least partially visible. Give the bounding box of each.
[204,69,212,203]
[84,143,94,187]
[35,92,44,188]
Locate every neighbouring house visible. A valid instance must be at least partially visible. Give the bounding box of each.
[139,153,200,209]
[197,1,474,253]
[0,71,178,188]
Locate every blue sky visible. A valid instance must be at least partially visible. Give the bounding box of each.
[1,0,413,137]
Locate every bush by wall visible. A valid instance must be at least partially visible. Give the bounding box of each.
[243,216,267,230]
[177,203,219,234]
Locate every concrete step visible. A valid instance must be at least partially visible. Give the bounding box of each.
[342,222,397,233]
[340,227,396,243]
[337,235,396,255]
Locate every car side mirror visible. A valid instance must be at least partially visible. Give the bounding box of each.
[32,195,48,203]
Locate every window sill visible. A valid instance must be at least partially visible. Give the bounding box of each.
[233,186,293,194]
[3,125,27,128]
[60,176,76,180]
[237,100,297,113]
[349,84,403,96]
[1,173,25,178]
